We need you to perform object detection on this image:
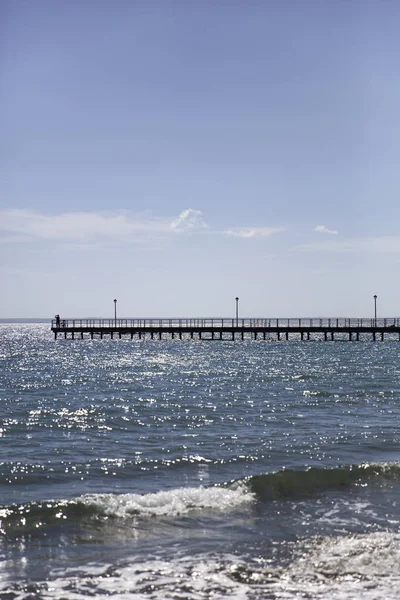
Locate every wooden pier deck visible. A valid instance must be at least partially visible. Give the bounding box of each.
[51,318,400,341]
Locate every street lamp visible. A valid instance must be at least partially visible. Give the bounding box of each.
[235,297,239,327]
[373,294,377,324]
[114,298,117,326]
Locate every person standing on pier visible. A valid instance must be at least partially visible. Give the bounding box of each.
[55,314,60,327]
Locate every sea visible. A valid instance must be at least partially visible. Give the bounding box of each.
[1,322,400,599]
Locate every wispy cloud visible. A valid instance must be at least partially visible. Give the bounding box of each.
[170,209,208,232]
[314,225,338,235]
[0,208,207,244]
[0,208,286,246]
[223,227,285,239]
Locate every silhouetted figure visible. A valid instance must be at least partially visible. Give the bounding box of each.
[55,314,60,327]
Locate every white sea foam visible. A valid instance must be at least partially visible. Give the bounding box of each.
[2,531,399,599]
[269,531,400,599]
[80,484,254,519]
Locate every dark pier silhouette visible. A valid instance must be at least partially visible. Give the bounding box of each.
[51,318,400,341]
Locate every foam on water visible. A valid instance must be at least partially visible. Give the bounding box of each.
[1,532,399,599]
[272,531,400,599]
[80,483,254,519]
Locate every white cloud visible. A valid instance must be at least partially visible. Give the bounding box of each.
[314,225,338,235]
[0,208,286,247]
[223,227,284,238]
[170,209,208,232]
[0,208,207,244]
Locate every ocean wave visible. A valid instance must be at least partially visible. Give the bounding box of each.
[245,461,400,501]
[0,484,253,534]
[1,461,400,533]
[80,484,253,519]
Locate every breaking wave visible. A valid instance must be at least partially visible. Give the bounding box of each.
[2,461,400,534]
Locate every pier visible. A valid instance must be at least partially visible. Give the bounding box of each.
[51,318,400,341]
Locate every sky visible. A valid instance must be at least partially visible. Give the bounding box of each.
[1,0,400,318]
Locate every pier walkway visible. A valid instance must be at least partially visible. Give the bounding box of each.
[51,318,400,341]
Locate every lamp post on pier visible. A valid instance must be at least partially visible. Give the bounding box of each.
[235,297,239,327]
[373,294,377,325]
[114,298,117,327]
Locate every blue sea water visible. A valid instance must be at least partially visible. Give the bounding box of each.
[1,323,400,598]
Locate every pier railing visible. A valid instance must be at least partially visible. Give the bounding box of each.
[51,318,400,329]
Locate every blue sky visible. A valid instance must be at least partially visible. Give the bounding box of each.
[1,0,400,318]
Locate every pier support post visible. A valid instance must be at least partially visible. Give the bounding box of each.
[285,332,289,341]
[277,332,280,341]
[373,332,376,341]
[263,331,266,340]
[90,332,94,340]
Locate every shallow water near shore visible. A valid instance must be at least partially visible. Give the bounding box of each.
[1,323,400,598]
